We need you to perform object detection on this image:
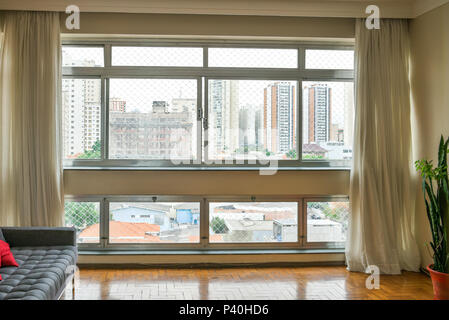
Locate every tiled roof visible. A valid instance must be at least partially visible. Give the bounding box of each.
[80,221,161,243]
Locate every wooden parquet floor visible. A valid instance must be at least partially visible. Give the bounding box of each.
[61,266,434,300]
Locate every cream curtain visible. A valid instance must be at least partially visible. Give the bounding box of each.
[0,11,63,226]
[346,19,420,274]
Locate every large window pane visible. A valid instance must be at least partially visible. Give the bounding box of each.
[305,49,354,70]
[62,46,104,67]
[302,81,354,161]
[208,80,297,161]
[209,48,297,68]
[109,202,200,243]
[209,202,297,243]
[109,79,197,160]
[62,78,102,159]
[112,46,203,67]
[306,201,349,243]
[64,201,100,244]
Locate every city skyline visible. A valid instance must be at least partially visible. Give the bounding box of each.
[62,52,354,161]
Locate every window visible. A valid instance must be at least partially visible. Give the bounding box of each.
[109,79,198,160]
[64,200,100,244]
[304,198,349,247]
[62,46,104,67]
[62,42,354,168]
[207,79,297,161]
[108,201,200,244]
[64,195,348,250]
[305,49,354,70]
[112,46,203,67]
[302,81,354,161]
[208,48,297,68]
[209,202,298,243]
[62,78,102,159]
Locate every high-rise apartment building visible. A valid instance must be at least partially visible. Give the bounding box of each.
[110,98,126,113]
[208,80,239,156]
[109,104,193,159]
[263,82,296,154]
[62,77,101,158]
[304,84,332,144]
[62,53,102,158]
[239,104,263,150]
[343,82,354,148]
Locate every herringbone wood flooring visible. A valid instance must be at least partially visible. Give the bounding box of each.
[61,266,433,300]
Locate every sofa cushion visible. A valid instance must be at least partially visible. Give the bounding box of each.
[0,229,5,242]
[0,246,77,300]
[0,240,19,267]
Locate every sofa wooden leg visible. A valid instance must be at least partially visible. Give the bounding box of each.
[72,274,75,300]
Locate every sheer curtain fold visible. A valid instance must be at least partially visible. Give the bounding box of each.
[0,11,63,226]
[346,19,420,274]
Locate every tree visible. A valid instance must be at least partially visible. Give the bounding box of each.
[65,202,99,231]
[286,149,297,159]
[210,217,228,234]
[77,140,101,159]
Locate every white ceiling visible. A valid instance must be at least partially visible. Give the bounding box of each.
[0,0,447,18]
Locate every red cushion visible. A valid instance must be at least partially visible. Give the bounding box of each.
[0,240,18,267]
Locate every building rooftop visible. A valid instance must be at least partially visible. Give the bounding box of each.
[224,219,273,231]
[80,221,161,243]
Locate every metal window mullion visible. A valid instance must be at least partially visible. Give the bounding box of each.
[203,47,208,68]
[104,78,110,160]
[203,77,209,164]
[100,77,107,161]
[296,78,303,167]
[298,198,305,247]
[298,47,306,71]
[102,198,110,248]
[301,69,354,80]
[104,44,112,67]
[200,198,209,248]
[196,77,203,164]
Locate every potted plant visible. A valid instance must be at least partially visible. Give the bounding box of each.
[415,136,449,300]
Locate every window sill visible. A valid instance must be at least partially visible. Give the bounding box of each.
[64,166,350,171]
[78,248,345,255]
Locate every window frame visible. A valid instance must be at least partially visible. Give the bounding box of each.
[65,194,349,251]
[302,196,350,249]
[64,195,104,249]
[62,39,354,169]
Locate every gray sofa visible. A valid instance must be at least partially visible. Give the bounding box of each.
[0,227,78,300]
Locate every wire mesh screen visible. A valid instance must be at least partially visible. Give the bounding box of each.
[305,50,354,70]
[207,79,297,161]
[209,202,298,243]
[112,46,203,67]
[62,46,104,67]
[302,81,354,161]
[62,78,102,160]
[306,201,349,243]
[64,201,100,244]
[208,48,298,68]
[109,79,198,160]
[109,202,200,243]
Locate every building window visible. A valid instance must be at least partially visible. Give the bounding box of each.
[62,41,354,169]
[64,195,348,250]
